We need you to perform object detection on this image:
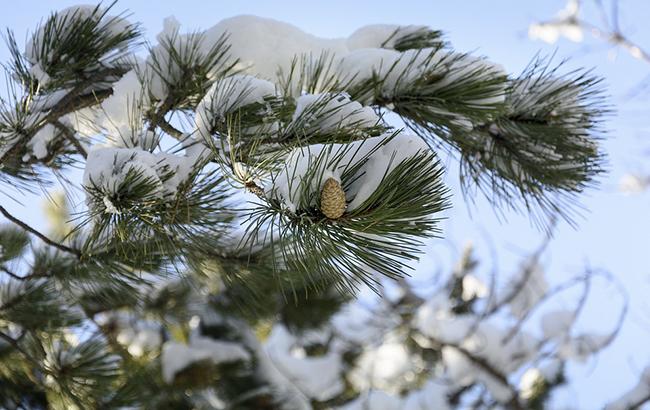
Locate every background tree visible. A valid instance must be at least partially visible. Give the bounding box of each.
[530,0,650,193]
[0,3,620,409]
[531,2,650,407]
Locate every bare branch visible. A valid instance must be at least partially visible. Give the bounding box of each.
[0,205,80,257]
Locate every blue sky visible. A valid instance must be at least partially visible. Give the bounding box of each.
[1,1,650,408]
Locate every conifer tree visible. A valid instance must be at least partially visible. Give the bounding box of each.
[0,3,619,409]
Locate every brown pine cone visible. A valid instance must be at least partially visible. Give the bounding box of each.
[320,177,346,219]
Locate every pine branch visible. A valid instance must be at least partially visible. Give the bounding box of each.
[244,132,450,293]
[8,2,141,90]
[390,27,446,51]
[145,24,237,110]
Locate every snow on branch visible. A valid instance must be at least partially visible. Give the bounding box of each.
[0,6,621,407]
[157,242,625,409]
[10,3,140,90]
[240,131,449,292]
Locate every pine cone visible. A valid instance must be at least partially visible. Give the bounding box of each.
[320,177,346,219]
[245,181,265,198]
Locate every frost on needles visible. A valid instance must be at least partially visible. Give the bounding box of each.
[0,3,613,409]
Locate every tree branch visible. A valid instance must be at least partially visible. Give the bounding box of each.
[447,344,524,410]
[0,205,81,258]
[0,265,26,280]
[147,96,184,139]
[157,117,184,139]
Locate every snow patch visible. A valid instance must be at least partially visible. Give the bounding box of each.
[266,132,429,214]
[161,335,250,383]
[27,124,58,160]
[264,325,344,401]
[195,74,276,138]
[292,92,378,134]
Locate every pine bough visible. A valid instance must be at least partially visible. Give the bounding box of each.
[0,3,614,409]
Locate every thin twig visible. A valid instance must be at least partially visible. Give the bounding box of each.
[158,117,184,139]
[147,96,184,139]
[53,120,88,159]
[0,205,81,257]
[535,0,650,65]
[444,343,524,410]
[0,265,26,280]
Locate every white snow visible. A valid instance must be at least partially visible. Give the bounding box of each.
[161,335,250,383]
[265,132,430,214]
[441,345,475,387]
[29,88,70,113]
[337,48,402,90]
[619,174,649,194]
[98,69,147,141]
[442,345,514,403]
[529,22,582,44]
[349,340,414,393]
[202,15,349,81]
[539,358,563,381]
[155,152,197,194]
[462,323,536,374]
[157,15,444,88]
[529,0,583,44]
[331,303,387,344]
[83,145,203,205]
[558,332,610,362]
[116,325,162,357]
[25,5,132,66]
[519,367,545,400]
[195,74,276,138]
[461,274,489,301]
[194,15,452,89]
[337,47,505,105]
[83,147,163,197]
[415,293,476,344]
[30,63,51,86]
[291,93,378,134]
[145,13,501,115]
[144,15,238,102]
[27,124,58,160]
[402,380,450,410]
[347,25,430,50]
[347,133,430,211]
[265,144,340,213]
[264,324,345,401]
[415,289,545,405]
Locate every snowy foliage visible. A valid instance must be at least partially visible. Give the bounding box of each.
[161,335,250,384]
[0,3,618,409]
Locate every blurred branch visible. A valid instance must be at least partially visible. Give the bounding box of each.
[532,0,650,65]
